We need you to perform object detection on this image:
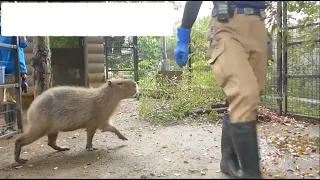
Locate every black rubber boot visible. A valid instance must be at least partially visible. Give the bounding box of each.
[220,113,240,177]
[230,120,262,179]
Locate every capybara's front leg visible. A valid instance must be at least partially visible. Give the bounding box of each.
[14,130,44,164]
[48,133,70,151]
[86,128,97,151]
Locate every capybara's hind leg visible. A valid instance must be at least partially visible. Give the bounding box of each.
[48,133,70,151]
[85,128,97,151]
[106,125,128,141]
[14,131,43,164]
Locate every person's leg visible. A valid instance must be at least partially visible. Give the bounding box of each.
[4,74,16,103]
[3,74,17,131]
[209,35,262,178]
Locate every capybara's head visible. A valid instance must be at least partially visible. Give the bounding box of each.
[107,79,138,99]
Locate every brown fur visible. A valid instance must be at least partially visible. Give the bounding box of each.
[14,79,138,164]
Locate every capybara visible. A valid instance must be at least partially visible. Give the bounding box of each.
[14,79,138,163]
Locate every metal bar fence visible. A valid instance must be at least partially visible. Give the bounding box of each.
[104,36,139,82]
[0,36,23,139]
[261,1,320,120]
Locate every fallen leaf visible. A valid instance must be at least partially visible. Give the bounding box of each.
[283,129,289,134]
[287,169,294,172]
[161,145,168,148]
[53,167,58,170]
[164,158,171,162]
[183,161,189,164]
[188,169,199,173]
[202,168,209,172]
[273,174,282,178]
[275,169,281,173]
[15,166,22,169]
[201,171,206,175]
[28,164,33,168]
[173,173,180,176]
[216,170,221,173]
[298,147,306,154]
[262,168,266,173]
[305,169,310,175]
[296,165,300,170]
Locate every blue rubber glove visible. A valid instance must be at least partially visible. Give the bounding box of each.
[21,75,28,93]
[174,28,191,68]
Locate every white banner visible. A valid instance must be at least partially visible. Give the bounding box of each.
[1,2,174,36]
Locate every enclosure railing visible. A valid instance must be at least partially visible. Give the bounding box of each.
[0,37,23,139]
[261,1,320,120]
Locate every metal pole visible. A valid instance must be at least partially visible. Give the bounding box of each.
[188,45,192,85]
[82,37,89,87]
[276,1,283,115]
[133,36,139,82]
[103,37,109,80]
[12,36,23,133]
[282,1,288,115]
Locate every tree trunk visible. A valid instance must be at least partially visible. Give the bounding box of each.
[31,36,52,98]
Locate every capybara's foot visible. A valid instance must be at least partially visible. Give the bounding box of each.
[119,135,128,141]
[15,158,28,164]
[86,146,97,151]
[57,146,70,151]
[48,144,70,151]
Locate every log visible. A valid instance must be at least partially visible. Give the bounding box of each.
[88,73,105,83]
[86,37,104,44]
[87,54,104,63]
[89,82,105,88]
[88,63,104,73]
[191,107,228,116]
[87,43,104,54]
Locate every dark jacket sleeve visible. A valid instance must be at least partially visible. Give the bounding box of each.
[180,1,203,29]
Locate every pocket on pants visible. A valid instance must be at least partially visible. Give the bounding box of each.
[208,40,227,87]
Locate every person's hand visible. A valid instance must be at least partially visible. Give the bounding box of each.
[174,28,191,68]
[19,36,27,43]
[21,74,28,93]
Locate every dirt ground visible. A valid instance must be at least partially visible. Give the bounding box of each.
[0,99,319,179]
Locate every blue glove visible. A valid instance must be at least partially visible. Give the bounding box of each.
[21,75,28,93]
[174,28,191,68]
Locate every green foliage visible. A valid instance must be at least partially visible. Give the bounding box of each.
[138,16,225,124]
[138,72,224,125]
[50,37,80,48]
[138,37,162,61]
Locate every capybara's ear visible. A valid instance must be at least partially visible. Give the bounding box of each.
[108,81,112,86]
